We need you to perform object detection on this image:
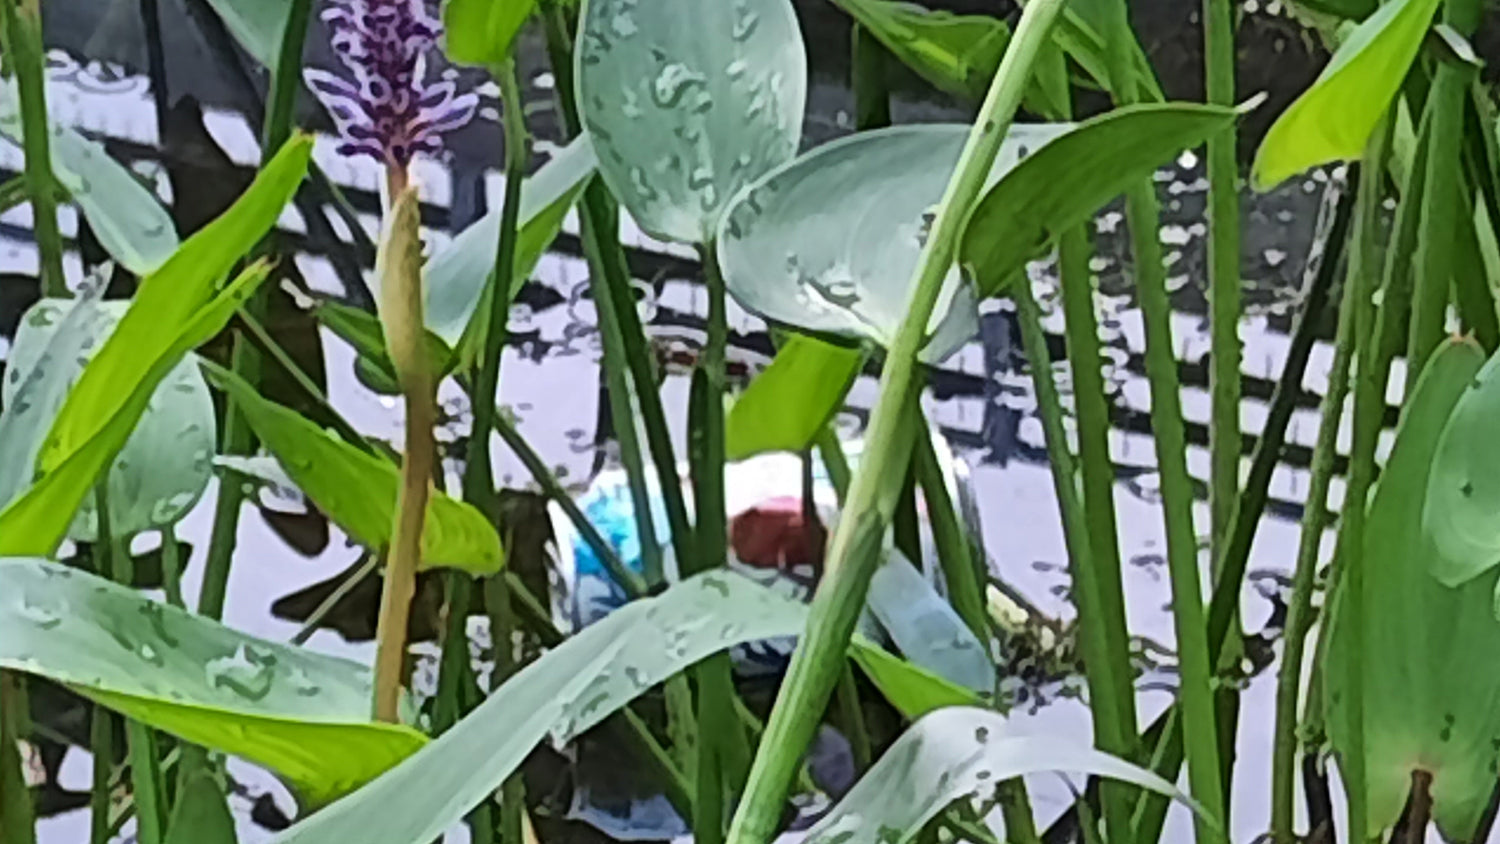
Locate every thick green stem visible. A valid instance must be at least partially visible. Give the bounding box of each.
[1270,157,1379,843]
[726,3,1068,838]
[0,672,34,844]
[464,59,529,508]
[1203,0,1241,565]
[88,705,112,844]
[484,575,526,844]
[1,0,65,296]
[851,23,891,131]
[197,0,313,621]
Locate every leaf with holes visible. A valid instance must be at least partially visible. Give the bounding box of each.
[0,557,427,807]
[575,0,806,244]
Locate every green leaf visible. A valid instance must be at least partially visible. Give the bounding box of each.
[1326,338,1500,839]
[1050,9,1162,102]
[0,82,179,274]
[726,334,865,461]
[0,557,427,807]
[426,134,596,347]
[802,706,1207,844]
[205,365,504,575]
[833,0,1009,101]
[165,772,238,844]
[317,302,454,385]
[442,0,537,66]
[575,0,806,244]
[203,0,291,66]
[867,553,995,693]
[0,136,312,556]
[849,637,980,718]
[1425,349,1500,587]
[959,103,1239,295]
[1250,0,1441,190]
[267,571,810,844]
[719,124,1067,360]
[2,300,214,541]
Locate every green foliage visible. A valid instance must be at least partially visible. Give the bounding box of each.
[719,124,1066,361]
[1426,349,1500,588]
[203,0,293,66]
[165,772,239,844]
[206,365,504,575]
[0,85,178,274]
[801,706,1204,844]
[1251,0,1442,189]
[725,334,865,461]
[574,0,806,243]
[832,0,1011,101]
[959,103,1238,294]
[849,638,981,717]
[1326,339,1500,839]
[442,0,537,66]
[2,299,213,542]
[266,571,809,844]
[0,557,428,806]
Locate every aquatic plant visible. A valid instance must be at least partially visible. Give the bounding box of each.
[3,0,1500,842]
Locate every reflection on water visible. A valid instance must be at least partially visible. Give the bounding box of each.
[0,40,1378,843]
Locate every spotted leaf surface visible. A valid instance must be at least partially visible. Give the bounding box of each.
[576,0,806,244]
[0,557,426,806]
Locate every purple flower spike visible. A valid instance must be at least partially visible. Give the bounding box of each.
[306,0,478,168]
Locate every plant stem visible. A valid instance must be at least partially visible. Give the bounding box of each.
[291,553,379,646]
[0,672,35,844]
[89,704,112,844]
[1203,0,1242,566]
[465,58,529,508]
[159,526,184,608]
[851,23,891,131]
[484,575,526,844]
[126,722,165,844]
[1,0,65,296]
[0,176,29,216]
[1270,159,1378,844]
[694,246,730,580]
[197,0,314,621]
[726,3,1068,838]
[372,172,436,724]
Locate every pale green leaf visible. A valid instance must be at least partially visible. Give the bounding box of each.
[267,571,811,844]
[205,365,504,575]
[0,82,178,274]
[203,0,290,66]
[803,706,1206,844]
[726,334,865,461]
[2,300,214,541]
[1326,339,1500,839]
[960,103,1238,295]
[575,0,806,244]
[867,553,995,694]
[1424,349,1500,587]
[849,637,981,718]
[719,124,1067,361]
[1250,0,1441,190]
[0,557,427,807]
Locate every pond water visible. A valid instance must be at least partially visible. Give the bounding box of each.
[0,5,1429,842]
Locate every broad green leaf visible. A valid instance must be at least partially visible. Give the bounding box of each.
[0,557,427,807]
[832,0,1009,101]
[0,83,179,274]
[867,553,995,694]
[1250,0,1441,190]
[203,0,291,66]
[2,300,214,541]
[803,706,1205,844]
[0,137,312,556]
[426,134,596,347]
[0,264,273,556]
[443,0,536,65]
[960,103,1238,295]
[1326,339,1500,839]
[268,571,811,844]
[206,365,504,575]
[165,772,238,844]
[726,335,865,461]
[849,637,980,718]
[719,124,1068,361]
[1425,349,1500,587]
[575,0,806,244]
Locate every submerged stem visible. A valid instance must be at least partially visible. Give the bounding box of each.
[726,2,1068,838]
